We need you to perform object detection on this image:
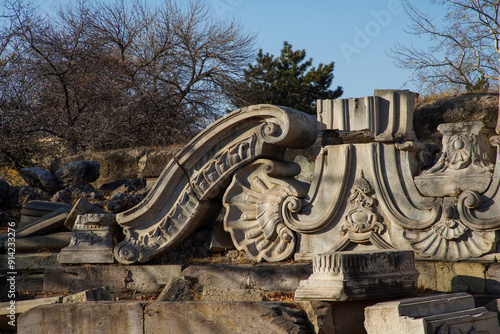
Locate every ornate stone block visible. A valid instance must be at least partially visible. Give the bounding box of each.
[57,213,117,264]
[415,121,496,197]
[294,250,419,301]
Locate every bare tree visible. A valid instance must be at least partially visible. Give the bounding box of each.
[0,0,255,167]
[390,1,500,92]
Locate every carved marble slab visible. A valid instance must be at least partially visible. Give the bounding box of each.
[113,105,317,264]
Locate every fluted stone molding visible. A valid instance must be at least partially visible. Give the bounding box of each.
[113,105,317,264]
[294,250,419,301]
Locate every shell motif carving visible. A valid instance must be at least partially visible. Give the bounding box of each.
[222,159,309,262]
[404,204,497,261]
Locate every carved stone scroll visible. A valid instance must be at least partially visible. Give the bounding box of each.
[114,105,317,264]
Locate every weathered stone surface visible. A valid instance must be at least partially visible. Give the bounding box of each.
[106,191,145,213]
[416,261,486,293]
[63,198,107,230]
[44,265,182,294]
[0,252,59,271]
[18,301,145,334]
[20,167,59,193]
[103,178,147,194]
[415,121,496,197]
[54,160,100,188]
[50,147,179,188]
[486,263,500,294]
[0,296,61,332]
[0,207,69,247]
[113,105,317,265]
[58,213,118,264]
[157,277,201,302]
[295,250,419,301]
[50,184,100,204]
[317,89,416,142]
[201,286,265,302]
[8,232,72,251]
[206,221,234,252]
[364,293,500,334]
[144,301,310,334]
[20,200,73,226]
[182,264,312,293]
[5,186,50,209]
[62,287,111,303]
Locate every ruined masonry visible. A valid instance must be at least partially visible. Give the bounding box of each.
[20,89,500,332]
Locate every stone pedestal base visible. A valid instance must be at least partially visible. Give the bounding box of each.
[57,213,117,264]
[295,250,419,301]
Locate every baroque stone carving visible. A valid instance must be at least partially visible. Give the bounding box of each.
[404,201,497,261]
[223,159,309,262]
[58,213,118,264]
[415,122,496,197]
[332,171,394,251]
[99,89,500,265]
[113,105,317,264]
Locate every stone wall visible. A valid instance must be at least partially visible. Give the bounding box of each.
[49,146,181,188]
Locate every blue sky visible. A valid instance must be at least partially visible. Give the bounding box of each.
[36,0,443,99]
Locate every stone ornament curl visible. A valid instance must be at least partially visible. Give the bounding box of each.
[223,159,309,262]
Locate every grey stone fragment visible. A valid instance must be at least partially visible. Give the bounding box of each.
[64,198,107,230]
[5,186,50,209]
[0,252,59,271]
[0,207,69,247]
[62,286,111,303]
[99,178,147,193]
[50,184,97,204]
[364,293,500,334]
[20,200,73,226]
[0,296,62,320]
[106,191,145,213]
[295,250,419,301]
[206,221,234,252]
[157,277,201,301]
[54,160,100,188]
[144,301,310,334]
[18,301,145,334]
[58,213,117,264]
[7,232,72,251]
[44,264,182,294]
[201,286,265,301]
[20,167,59,193]
[182,264,312,293]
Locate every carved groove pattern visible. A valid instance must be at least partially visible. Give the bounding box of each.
[312,251,415,275]
[114,136,257,263]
